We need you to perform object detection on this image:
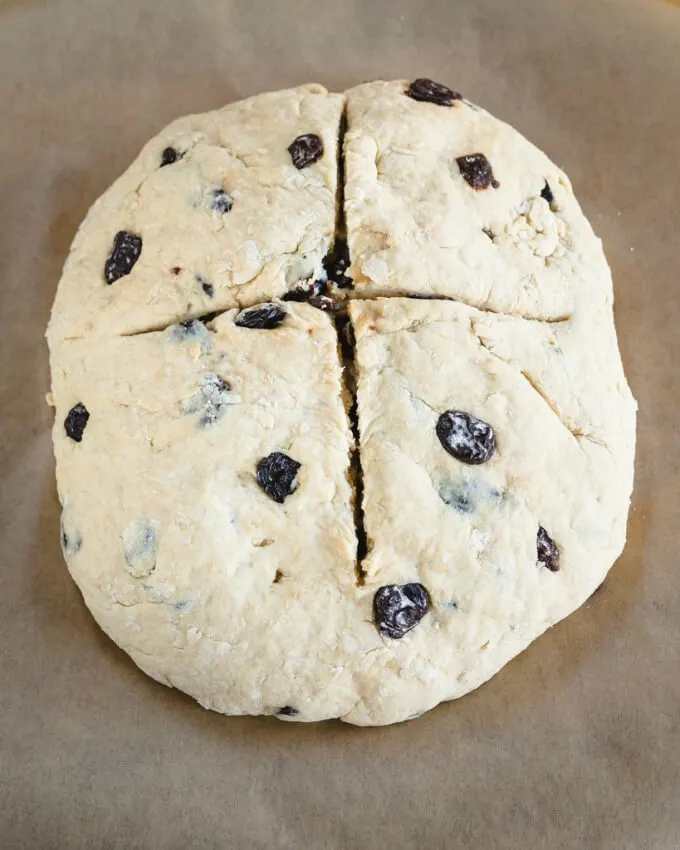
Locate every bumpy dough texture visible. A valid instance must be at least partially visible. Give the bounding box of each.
[48,81,636,726]
[48,85,342,342]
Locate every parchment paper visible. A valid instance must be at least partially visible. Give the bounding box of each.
[1,0,679,847]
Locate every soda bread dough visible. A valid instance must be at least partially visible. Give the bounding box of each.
[48,80,636,725]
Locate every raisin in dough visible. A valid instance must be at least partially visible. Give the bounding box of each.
[48,80,636,726]
[48,85,343,342]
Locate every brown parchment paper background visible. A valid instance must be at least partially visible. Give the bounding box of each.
[1,0,679,847]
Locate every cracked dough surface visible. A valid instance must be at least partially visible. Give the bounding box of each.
[48,80,636,725]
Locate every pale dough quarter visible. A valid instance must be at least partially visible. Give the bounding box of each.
[48,79,636,726]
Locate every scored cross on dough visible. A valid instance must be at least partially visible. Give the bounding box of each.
[47,79,636,725]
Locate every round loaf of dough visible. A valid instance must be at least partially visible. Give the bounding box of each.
[48,80,636,725]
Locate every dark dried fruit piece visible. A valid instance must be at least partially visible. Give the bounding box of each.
[235,303,286,330]
[64,402,90,442]
[374,583,430,639]
[438,480,475,514]
[283,278,325,302]
[169,317,211,346]
[175,319,204,338]
[198,374,231,427]
[540,180,554,205]
[333,313,358,399]
[212,188,233,214]
[308,294,341,312]
[182,372,231,427]
[436,411,495,465]
[181,373,231,427]
[456,154,500,190]
[537,526,560,572]
[323,239,352,288]
[60,514,82,556]
[105,230,142,284]
[406,78,461,106]
[288,134,323,169]
[123,519,157,578]
[256,452,301,503]
[277,706,299,717]
[196,274,214,297]
[60,529,81,555]
[161,146,181,167]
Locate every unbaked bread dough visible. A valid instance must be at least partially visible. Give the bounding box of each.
[48,80,636,725]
